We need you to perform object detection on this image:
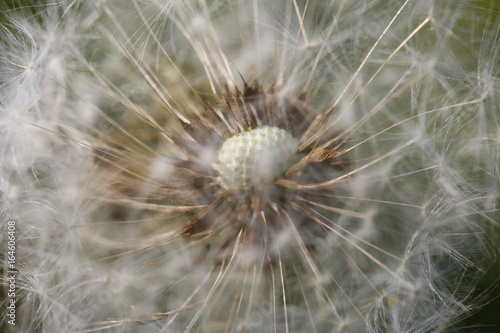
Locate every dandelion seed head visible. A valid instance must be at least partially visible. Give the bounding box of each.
[2,0,499,331]
[214,125,298,193]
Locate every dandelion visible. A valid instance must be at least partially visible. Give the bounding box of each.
[1,0,499,332]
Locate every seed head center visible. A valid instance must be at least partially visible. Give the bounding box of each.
[214,126,298,192]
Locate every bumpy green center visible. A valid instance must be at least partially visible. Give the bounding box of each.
[214,126,299,192]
